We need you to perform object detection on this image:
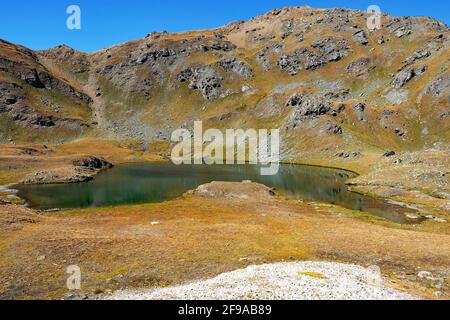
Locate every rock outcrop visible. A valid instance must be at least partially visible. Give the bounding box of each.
[311,37,350,62]
[425,75,450,96]
[279,48,325,75]
[179,66,225,100]
[0,6,448,153]
[346,57,375,78]
[287,94,332,122]
[218,58,253,77]
[392,66,427,88]
[72,157,113,170]
[0,80,88,130]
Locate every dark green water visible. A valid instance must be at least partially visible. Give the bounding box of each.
[16,162,417,224]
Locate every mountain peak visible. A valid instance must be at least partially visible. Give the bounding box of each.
[0,6,448,155]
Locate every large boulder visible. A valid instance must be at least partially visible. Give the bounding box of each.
[424,75,450,96]
[188,181,277,200]
[346,57,375,78]
[392,66,427,88]
[353,103,367,122]
[287,94,332,121]
[402,48,431,68]
[352,30,369,45]
[72,157,113,170]
[311,37,350,62]
[218,58,253,77]
[185,66,224,100]
[278,48,325,75]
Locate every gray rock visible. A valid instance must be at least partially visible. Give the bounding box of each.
[64,293,88,300]
[97,64,115,75]
[392,66,427,88]
[287,94,332,120]
[346,57,375,78]
[206,41,236,52]
[0,81,88,130]
[256,52,271,71]
[424,215,447,223]
[5,96,17,105]
[325,123,343,135]
[30,116,55,127]
[384,89,408,105]
[394,28,412,38]
[278,52,302,75]
[383,150,396,157]
[440,111,450,119]
[425,75,450,96]
[337,104,346,113]
[218,58,253,77]
[311,37,350,62]
[402,49,431,68]
[135,47,177,65]
[256,44,284,71]
[304,52,325,70]
[21,69,92,103]
[213,32,224,40]
[352,30,369,45]
[188,66,224,100]
[324,88,350,101]
[336,152,361,159]
[394,128,406,137]
[295,34,305,42]
[73,157,113,169]
[178,68,193,82]
[278,48,325,75]
[281,19,294,39]
[417,271,433,279]
[304,51,326,70]
[353,103,367,122]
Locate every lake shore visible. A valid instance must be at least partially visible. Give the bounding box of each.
[0,140,449,300]
[0,180,449,300]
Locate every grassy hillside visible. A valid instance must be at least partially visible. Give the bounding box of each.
[0,6,449,162]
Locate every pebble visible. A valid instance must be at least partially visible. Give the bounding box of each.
[417,271,433,279]
[64,293,88,300]
[105,262,418,300]
[425,215,447,223]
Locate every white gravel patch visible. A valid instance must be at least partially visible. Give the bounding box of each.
[105,262,418,300]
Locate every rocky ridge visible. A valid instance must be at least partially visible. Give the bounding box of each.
[0,6,448,161]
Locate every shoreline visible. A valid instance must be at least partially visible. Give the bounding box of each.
[12,161,427,224]
[0,180,448,300]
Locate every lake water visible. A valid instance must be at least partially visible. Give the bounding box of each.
[17,162,418,224]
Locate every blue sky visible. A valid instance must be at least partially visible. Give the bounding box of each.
[0,0,448,52]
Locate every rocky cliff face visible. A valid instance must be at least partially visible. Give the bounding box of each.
[0,39,92,142]
[0,6,449,160]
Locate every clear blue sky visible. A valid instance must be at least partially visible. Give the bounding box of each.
[0,0,448,52]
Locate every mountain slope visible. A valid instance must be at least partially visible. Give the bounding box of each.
[0,6,449,161]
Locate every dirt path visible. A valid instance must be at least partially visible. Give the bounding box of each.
[86,71,110,136]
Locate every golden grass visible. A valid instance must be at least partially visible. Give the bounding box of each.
[0,191,449,300]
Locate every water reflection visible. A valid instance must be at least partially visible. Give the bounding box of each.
[17,163,417,224]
